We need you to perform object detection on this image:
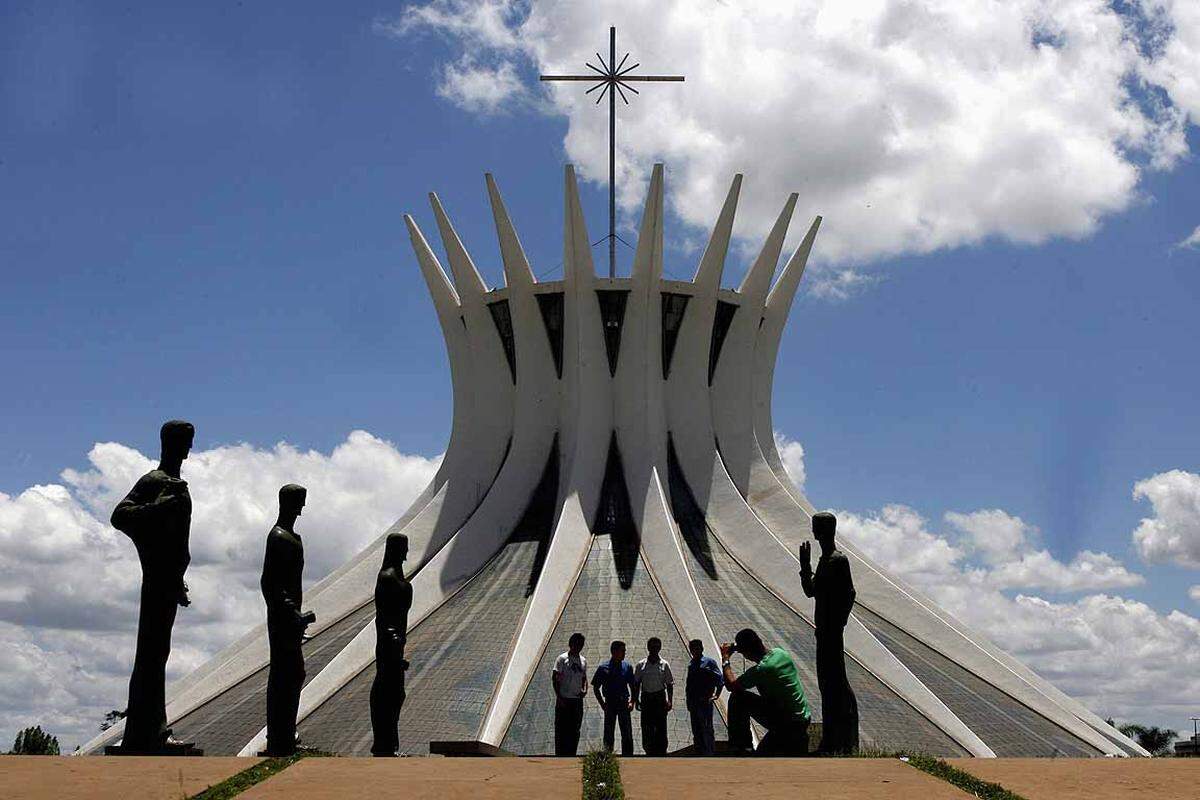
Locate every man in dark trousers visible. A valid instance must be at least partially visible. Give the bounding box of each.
[685,639,722,755]
[592,640,636,755]
[110,420,195,752]
[552,632,588,756]
[800,511,859,754]
[720,628,811,756]
[370,532,412,756]
[634,637,674,755]
[261,484,315,756]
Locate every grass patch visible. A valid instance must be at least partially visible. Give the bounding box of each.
[189,749,332,800]
[581,749,624,800]
[903,753,1029,800]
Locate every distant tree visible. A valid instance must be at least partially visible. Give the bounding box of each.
[99,709,126,732]
[1118,723,1178,756]
[10,726,60,755]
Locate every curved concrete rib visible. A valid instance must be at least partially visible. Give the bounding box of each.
[615,165,724,684]
[480,167,610,744]
[753,216,820,510]
[711,194,798,497]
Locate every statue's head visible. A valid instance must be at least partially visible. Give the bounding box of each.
[279,484,307,518]
[383,532,409,569]
[733,628,767,662]
[812,511,837,548]
[160,420,195,462]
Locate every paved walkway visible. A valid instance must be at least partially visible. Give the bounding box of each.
[621,758,972,799]
[948,757,1200,800]
[1,756,259,800]
[240,757,581,799]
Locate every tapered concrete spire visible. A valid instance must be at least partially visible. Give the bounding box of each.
[430,192,489,297]
[692,174,742,289]
[486,173,536,288]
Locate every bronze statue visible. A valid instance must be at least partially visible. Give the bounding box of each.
[109,420,195,752]
[799,511,859,754]
[370,532,412,756]
[261,484,315,756]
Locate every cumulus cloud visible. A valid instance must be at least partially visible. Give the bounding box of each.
[1132,469,1200,567]
[945,508,1143,592]
[0,432,438,750]
[774,431,806,489]
[388,0,1200,267]
[840,504,1198,729]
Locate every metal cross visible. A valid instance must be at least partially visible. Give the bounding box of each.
[541,26,684,278]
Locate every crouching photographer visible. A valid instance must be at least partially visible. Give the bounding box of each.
[720,628,811,756]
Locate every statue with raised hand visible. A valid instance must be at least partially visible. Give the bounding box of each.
[370,532,412,756]
[799,511,859,754]
[110,420,195,752]
[261,484,315,756]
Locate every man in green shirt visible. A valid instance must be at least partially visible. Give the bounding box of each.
[720,628,810,755]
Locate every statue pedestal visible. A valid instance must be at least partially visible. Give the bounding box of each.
[429,740,514,757]
[105,742,204,756]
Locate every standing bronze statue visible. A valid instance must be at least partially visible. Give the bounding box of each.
[370,532,412,756]
[799,511,859,754]
[261,484,315,756]
[109,420,196,753]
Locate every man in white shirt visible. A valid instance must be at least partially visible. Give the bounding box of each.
[552,632,588,755]
[634,636,674,755]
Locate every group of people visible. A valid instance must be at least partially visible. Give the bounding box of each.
[112,419,859,760]
[551,511,861,757]
[110,420,413,757]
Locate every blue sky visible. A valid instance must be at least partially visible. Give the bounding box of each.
[2,0,1199,744]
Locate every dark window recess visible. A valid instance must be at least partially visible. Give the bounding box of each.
[665,433,718,579]
[595,290,629,377]
[660,292,690,379]
[488,299,517,384]
[507,433,561,596]
[593,432,639,588]
[536,292,565,379]
[707,301,739,385]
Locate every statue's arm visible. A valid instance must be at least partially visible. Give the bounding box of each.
[799,566,816,598]
[836,556,856,620]
[109,474,164,539]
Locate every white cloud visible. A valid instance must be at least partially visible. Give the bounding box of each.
[840,504,1199,730]
[0,432,438,751]
[1173,224,1200,250]
[1132,469,1200,567]
[944,508,1143,592]
[806,268,881,301]
[774,431,806,489]
[1190,585,1200,603]
[388,0,1200,265]
[436,58,525,114]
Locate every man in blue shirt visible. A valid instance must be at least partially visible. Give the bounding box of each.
[591,640,636,755]
[685,639,723,755]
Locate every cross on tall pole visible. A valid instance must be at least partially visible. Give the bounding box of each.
[540,26,684,278]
